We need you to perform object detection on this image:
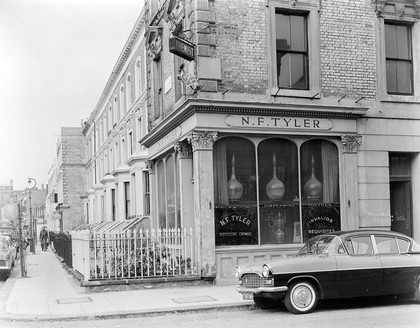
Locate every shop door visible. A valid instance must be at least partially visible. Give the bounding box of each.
[390,181,412,237]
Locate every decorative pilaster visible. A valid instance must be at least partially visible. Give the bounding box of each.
[187,130,218,151]
[145,160,155,174]
[341,135,362,230]
[341,135,362,153]
[188,130,218,278]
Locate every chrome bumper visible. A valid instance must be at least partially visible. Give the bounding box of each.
[236,285,288,295]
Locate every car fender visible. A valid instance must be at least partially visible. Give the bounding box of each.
[287,275,324,299]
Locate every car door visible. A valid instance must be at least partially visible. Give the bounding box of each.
[375,235,416,294]
[335,235,382,297]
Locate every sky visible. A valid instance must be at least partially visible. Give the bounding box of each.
[0,0,144,191]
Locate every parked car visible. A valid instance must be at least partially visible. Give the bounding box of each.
[236,230,420,314]
[0,235,16,278]
[0,233,18,259]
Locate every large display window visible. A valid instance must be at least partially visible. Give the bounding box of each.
[213,137,258,245]
[156,153,180,229]
[213,136,340,246]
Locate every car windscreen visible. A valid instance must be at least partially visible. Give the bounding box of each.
[297,235,338,255]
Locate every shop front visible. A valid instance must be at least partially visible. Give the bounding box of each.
[141,100,366,283]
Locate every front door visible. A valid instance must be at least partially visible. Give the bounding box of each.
[390,181,412,237]
[336,235,382,297]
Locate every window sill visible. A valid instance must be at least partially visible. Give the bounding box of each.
[379,94,420,104]
[270,87,321,99]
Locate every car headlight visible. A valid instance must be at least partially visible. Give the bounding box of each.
[235,266,241,278]
[262,264,272,278]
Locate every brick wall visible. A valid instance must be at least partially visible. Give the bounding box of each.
[320,0,377,98]
[59,128,86,231]
[213,0,268,94]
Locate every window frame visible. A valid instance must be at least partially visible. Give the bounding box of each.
[213,135,342,247]
[268,0,320,99]
[378,13,420,102]
[384,21,413,96]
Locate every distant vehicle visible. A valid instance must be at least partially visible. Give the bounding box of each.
[0,235,16,278]
[236,230,420,314]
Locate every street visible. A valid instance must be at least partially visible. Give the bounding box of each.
[0,296,419,328]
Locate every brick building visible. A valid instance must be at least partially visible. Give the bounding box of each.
[84,0,420,284]
[46,127,87,232]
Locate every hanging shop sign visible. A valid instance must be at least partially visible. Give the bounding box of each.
[169,36,195,61]
[225,115,333,131]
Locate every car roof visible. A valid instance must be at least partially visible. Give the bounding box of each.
[323,229,412,239]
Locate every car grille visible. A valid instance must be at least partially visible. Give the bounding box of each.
[0,260,5,266]
[240,273,271,288]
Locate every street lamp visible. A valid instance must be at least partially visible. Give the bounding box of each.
[28,177,37,254]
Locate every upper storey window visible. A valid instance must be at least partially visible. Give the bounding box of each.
[385,22,413,95]
[269,1,320,99]
[377,1,419,101]
[276,12,308,90]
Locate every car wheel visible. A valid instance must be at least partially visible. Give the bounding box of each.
[284,280,318,314]
[253,295,280,310]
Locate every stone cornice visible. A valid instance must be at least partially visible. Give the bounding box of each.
[140,98,368,148]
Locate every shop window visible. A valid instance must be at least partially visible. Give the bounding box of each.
[258,138,299,244]
[213,137,340,247]
[276,12,308,90]
[385,22,413,95]
[300,140,340,241]
[157,160,166,228]
[214,137,258,246]
[156,154,180,229]
[166,155,176,228]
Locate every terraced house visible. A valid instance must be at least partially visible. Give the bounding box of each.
[82,0,420,284]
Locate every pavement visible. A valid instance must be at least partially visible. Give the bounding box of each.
[0,244,253,322]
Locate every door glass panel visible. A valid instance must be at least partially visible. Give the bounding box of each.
[345,236,373,255]
[375,236,398,254]
[396,238,410,253]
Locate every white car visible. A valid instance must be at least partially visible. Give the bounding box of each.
[0,235,16,278]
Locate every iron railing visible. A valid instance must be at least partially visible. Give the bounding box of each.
[72,228,199,281]
[50,232,72,268]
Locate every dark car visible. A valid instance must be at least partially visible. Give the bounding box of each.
[236,230,420,314]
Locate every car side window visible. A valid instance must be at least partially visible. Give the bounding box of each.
[396,238,410,253]
[0,239,8,250]
[344,236,373,255]
[375,236,399,254]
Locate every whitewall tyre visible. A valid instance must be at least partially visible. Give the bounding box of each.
[284,280,318,314]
